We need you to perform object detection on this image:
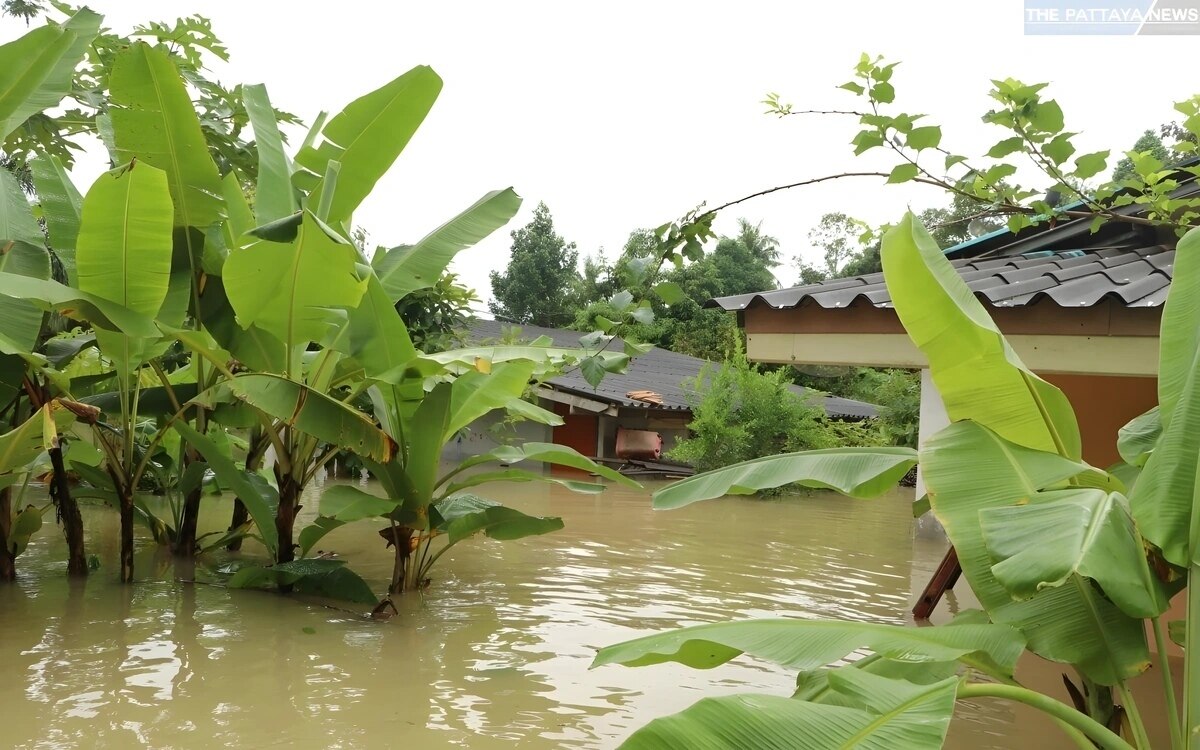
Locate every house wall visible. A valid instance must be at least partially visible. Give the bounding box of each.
[1040,373,1158,468]
[441,408,554,464]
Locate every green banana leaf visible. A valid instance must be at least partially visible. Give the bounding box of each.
[447,442,638,488]
[432,493,563,544]
[346,274,418,379]
[0,400,77,474]
[1117,406,1159,469]
[373,188,523,300]
[882,213,1081,458]
[227,558,377,605]
[442,469,606,496]
[192,373,396,463]
[172,421,279,556]
[76,161,175,373]
[592,617,1025,677]
[0,10,99,139]
[8,504,43,557]
[652,447,917,510]
[444,361,537,440]
[81,383,198,418]
[981,488,1167,618]
[109,43,223,230]
[222,211,367,355]
[616,676,959,750]
[0,169,51,352]
[404,381,452,503]
[0,274,157,338]
[1130,226,1200,567]
[923,420,1149,684]
[295,65,443,225]
[30,155,82,286]
[242,83,296,225]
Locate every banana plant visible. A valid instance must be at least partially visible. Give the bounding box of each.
[295,365,640,596]
[597,213,1194,750]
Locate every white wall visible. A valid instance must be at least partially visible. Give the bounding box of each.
[915,368,949,537]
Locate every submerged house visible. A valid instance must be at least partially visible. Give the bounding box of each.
[446,319,878,467]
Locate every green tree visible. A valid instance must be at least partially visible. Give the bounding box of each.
[489,202,580,326]
[734,218,781,267]
[1114,129,1171,182]
[394,272,478,353]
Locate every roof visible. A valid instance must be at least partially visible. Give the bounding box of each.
[711,168,1200,315]
[468,319,879,419]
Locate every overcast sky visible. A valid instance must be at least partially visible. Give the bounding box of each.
[5,2,1196,308]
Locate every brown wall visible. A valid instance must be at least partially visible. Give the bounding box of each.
[1040,373,1158,467]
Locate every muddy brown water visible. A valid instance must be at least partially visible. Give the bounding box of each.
[0,478,1177,748]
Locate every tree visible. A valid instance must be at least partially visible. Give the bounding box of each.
[1114,130,1171,181]
[734,218,781,267]
[489,202,581,327]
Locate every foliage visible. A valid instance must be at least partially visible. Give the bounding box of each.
[669,349,883,488]
[601,213,1189,750]
[488,202,581,327]
[393,272,477,353]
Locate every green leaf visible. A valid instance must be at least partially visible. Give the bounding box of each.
[1117,406,1160,468]
[296,65,443,224]
[923,421,1149,685]
[610,290,634,312]
[652,447,916,510]
[223,211,367,354]
[0,170,51,353]
[347,274,419,379]
[882,213,1080,457]
[986,136,1024,158]
[906,126,941,151]
[0,401,76,475]
[76,162,175,373]
[870,82,895,103]
[433,493,563,544]
[29,156,82,286]
[172,421,279,556]
[652,281,686,305]
[450,442,638,488]
[243,83,296,225]
[109,43,223,230]
[593,618,1025,675]
[616,679,957,750]
[1130,226,1200,567]
[1031,99,1064,132]
[981,488,1166,618]
[0,14,98,140]
[8,504,42,557]
[374,188,522,301]
[319,485,400,522]
[444,361,536,440]
[1073,151,1110,180]
[0,274,157,338]
[580,355,606,388]
[629,303,654,325]
[193,373,397,463]
[886,164,918,184]
[292,564,378,605]
[1043,133,1076,166]
[298,517,343,558]
[443,468,605,496]
[227,559,377,605]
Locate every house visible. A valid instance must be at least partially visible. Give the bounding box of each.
[708,215,1173,479]
[444,319,878,467]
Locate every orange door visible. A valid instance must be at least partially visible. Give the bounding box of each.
[551,403,597,475]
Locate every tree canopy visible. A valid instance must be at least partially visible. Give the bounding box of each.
[488,202,581,327]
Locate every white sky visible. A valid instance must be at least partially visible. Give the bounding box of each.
[5,1,1196,307]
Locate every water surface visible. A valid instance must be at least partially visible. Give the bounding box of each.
[0,478,1153,748]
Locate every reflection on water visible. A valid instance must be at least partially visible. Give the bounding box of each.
[0,478,1146,748]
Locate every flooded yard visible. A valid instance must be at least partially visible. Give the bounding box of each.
[0,479,1139,748]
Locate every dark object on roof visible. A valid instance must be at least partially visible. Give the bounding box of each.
[710,223,1174,313]
[468,319,878,419]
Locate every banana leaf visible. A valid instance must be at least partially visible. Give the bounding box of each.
[0,12,97,139]
[0,169,52,352]
[373,188,522,300]
[652,447,917,510]
[882,213,1081,458]
[242,83,295,225]
[30,155,83,286]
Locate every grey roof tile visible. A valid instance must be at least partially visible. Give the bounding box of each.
[467,319,878,419]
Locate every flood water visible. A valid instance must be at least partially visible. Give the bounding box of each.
[0,477,1175,748]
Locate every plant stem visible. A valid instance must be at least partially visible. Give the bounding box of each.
[958,682,1136,750]
[1117,681,1152,750]
[1152,616,1184,750]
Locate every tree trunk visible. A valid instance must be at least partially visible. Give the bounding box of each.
[119,485,134,583]
[225,499,249,552]
[0,487,15,582]
[275,470,300,563]
[174,481,203,558]
[49,446,87,577]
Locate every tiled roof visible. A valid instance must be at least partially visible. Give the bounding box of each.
[709,244,1174,312]
[468,319,878,419]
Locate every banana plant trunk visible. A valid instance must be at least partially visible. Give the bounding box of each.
[226,499,249,551]
[49,446,87,577]
[275,469,301,567]
[111,468,134,583]
[175,411,210,557]
[227,428,265,552]
[0,487,14,581]
[388,525,414,595]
